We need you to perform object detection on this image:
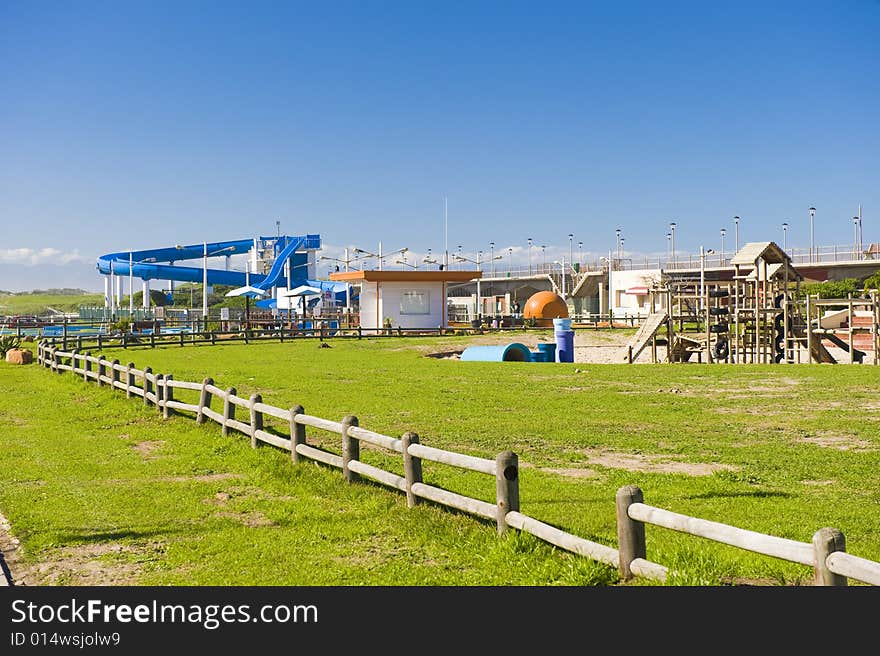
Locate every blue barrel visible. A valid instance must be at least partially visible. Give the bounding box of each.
[460,343,532,362]
[537,342,557,362]
[555,330,575,363]
[553,317,572,331]
[530,350,548,362]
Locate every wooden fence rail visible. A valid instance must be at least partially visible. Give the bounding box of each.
[35,340,880,586]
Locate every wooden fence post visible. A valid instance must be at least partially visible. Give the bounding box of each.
[83,351,92,381]
[150,333,155,349]
[163,374,173,419]
[109,359,120,388]
[289,404,306,463]
[616,485,646,581]
[126,363,135,398]
[813,527,847,587]
[96,356,105,385]
[249,393,263,448]
[70,349,80,375]
[495,451,519,534]
[143,367,153,406]
[197,377,214,424]
[341,415,360,483]
[402,431,423,508]
[156,373,166,412]
[222,387,236,437]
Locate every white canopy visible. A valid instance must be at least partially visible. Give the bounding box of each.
[225,285,268,298]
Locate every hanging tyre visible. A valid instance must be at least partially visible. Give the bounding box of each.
[713,338,729,360]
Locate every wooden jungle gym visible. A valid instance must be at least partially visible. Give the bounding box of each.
[626,242,880,365]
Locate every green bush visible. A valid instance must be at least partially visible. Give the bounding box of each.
[0,335,21,357]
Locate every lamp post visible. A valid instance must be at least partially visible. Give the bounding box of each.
[733,216,740,254]
[508,247,513,275]
[782,222,788,251]
[720,228,726,264]
[809,207,815,263]
[457,244,463,270]
[527,238,533,275]
[568,233,573,272]
[353,245,408,271]
[454,250,498,321]
[129,250,134,315]
[615,228,621,262]
[669,222,677,268]
[489,242,495,276]
[541,245,546,273]
[578,240,583,268]
[854,216,860,259]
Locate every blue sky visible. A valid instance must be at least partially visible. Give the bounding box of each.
[1,1,878,291]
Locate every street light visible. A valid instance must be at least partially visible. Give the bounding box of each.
[666,233,671,266]
[615,228,621,261]
[854,216,860,259]
[508,247,513,275]
[720,228,726,263]
[353,244,408,271]
[578,240,583,267]
[809,207,815,263]
[489,242,496,276]
[669,222,677,268]
[423,248,438,267]
[568,233,573,272]
[541,245,546,273]
[733,216,740,254]
[454,250,499,320]
[782,222,788,251]
[527,238,533,275]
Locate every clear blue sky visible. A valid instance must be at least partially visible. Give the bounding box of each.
[1,1,878,291]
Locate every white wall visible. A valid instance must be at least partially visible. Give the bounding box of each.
[609,268,664,317]
[358,281,446,329]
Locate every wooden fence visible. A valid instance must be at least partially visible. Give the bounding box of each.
[35,340,880,586]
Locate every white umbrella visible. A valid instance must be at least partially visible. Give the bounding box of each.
[225,285,267,327]
[282,285,323,318]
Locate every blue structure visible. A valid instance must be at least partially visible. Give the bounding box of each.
[96,234,348,310]
[460,343,532,362]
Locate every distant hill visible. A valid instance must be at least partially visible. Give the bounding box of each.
[0,289,103,316]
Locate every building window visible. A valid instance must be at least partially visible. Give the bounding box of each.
[400,290,430,315]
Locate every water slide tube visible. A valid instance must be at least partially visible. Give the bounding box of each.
[95,234,344,296]
[459,343,532,362]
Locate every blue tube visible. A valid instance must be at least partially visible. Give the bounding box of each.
[460,343,532,362]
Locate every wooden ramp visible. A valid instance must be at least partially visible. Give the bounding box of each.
[619,312,668,362]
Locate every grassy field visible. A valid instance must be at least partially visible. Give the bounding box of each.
[3,332,880,586]
[0,290,102,316]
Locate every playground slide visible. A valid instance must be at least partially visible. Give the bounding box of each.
[252,236,305,291]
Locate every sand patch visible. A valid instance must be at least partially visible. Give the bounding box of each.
[541,467,601,479]
[132,440,164,460]
[799,432,874,452]
[576,448,737,476]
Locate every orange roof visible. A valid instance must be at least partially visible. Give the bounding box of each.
[329,269,481,282]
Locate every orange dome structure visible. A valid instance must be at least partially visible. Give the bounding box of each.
[522,291,569,327]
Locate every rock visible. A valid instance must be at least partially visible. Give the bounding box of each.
[5,349,33,365]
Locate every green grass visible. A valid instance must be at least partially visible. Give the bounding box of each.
[3,332,880,586]
[0,291,102,316]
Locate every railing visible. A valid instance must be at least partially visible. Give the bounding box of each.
[34,340,880,586]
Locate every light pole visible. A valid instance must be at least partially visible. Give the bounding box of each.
[541,245,546,273]
[578,240,583,268]
[527,238,533,275]
[489,242,495,276]
[353,245,408,271]
[809,207,815,262]
[128,250,134,315]
[455,250,498,320]
[782,222,788,251]
[733,216,740,254]
[457,244,463,270]
[720,228,726,264]
[508,247,513,275]
[669,222,677,268]
[854,216,860,259]
[568,233,573,272]
[666,233,671,266]
[615,228,621,262]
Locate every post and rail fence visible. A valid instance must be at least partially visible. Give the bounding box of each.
[33,340,880,586]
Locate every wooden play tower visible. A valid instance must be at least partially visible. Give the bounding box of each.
[656,242,879,365]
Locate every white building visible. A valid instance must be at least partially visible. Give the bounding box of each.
[609,268,665,318]
[329,269,481,329]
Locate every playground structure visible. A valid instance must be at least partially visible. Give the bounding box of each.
[620,242,880,365]
[95,234,349,320]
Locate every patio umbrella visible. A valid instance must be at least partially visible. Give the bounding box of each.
[282,285,323,321]
[225,285,267,328]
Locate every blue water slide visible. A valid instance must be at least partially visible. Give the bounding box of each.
[95,235,322,289]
